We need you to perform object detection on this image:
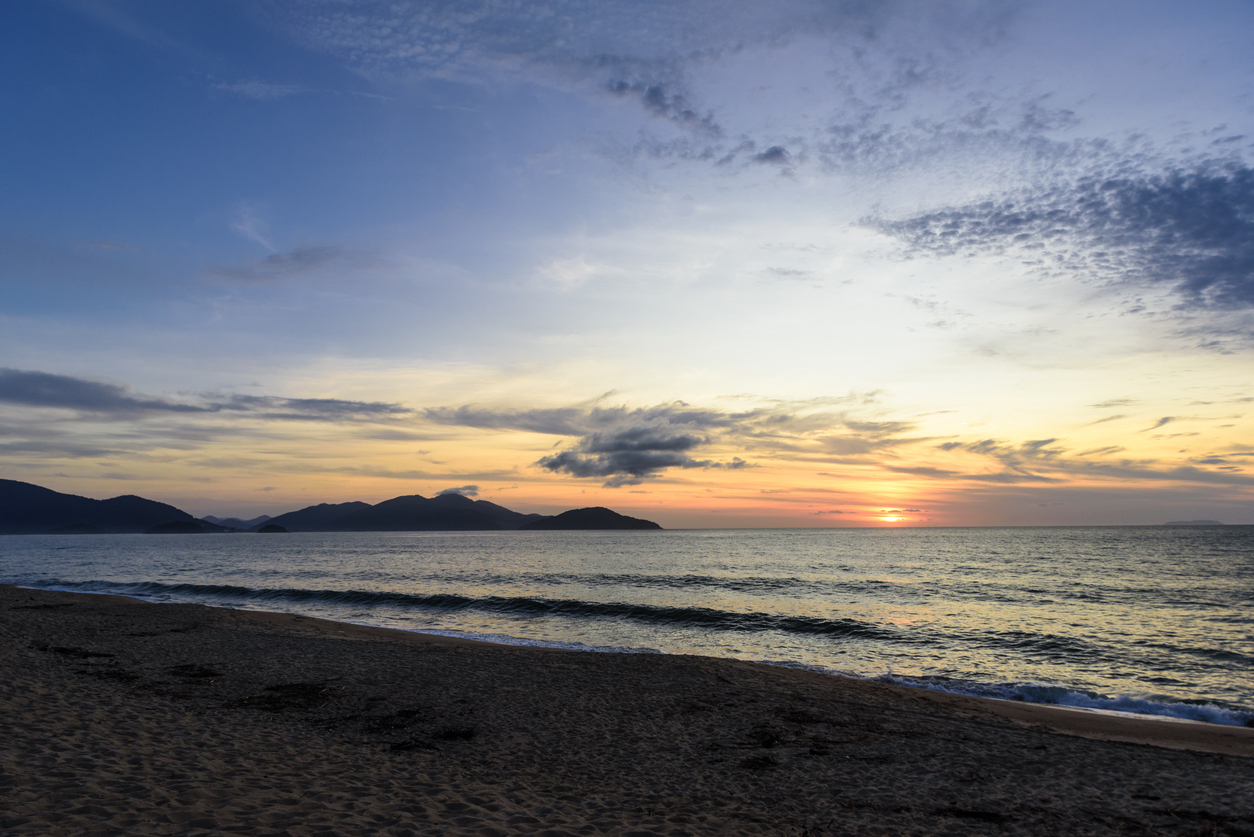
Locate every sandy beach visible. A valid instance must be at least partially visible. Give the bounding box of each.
[2,584,1251,835]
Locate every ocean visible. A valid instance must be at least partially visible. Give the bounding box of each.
[2,526,1251,726]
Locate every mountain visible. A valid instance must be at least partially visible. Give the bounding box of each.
[1163,519,1225,526]
[259,502,373,532]
[1,479,659,535]
[0,479,202,535]
[520,507,663,530]
[203,515,271,530]
[428,493,546,528]
[334,494,514,531]
[263,493,549,532]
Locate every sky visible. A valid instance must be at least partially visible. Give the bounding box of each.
[2,0,1253,527]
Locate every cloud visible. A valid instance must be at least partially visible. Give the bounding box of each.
[928,433,1254,486]
[0,439,123,458]
[214,394,413,422]
[230,204,275,250]
[429,397,904,486]
[0,369,412,423]
[264,0,1019,161]
[0,369,209,415]
[536,426,716,487]
[425,405,588,436]
[603,78,720,135]
[215,80,302,99]
[438,485,479,497]
[752,146,790,165]
[210,246,346,282]
[872,163,1254,311]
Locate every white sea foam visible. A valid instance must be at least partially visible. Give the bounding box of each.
[876,674,1254,727]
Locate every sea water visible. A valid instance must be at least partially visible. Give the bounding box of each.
[2,526,1251,726]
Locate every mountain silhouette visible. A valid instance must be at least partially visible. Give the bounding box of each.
[203,514,272,530]
[260,502,373,532]
[1,479,662,534]
[0,479,203,535]
[520,507,663,530]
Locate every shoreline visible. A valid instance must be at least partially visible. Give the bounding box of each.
[16,581,1254,737]
[4,583,1252,834]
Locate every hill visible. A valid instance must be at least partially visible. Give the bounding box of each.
[1,479,659,535]
[520,507,663,530]
[262,493,548,532]
[0,479,203,535]
[203,515,272,530]
[260,502,373,532]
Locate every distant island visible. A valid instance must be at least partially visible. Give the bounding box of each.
[1162,520,1225,526]
[0,479,662,534]
[520,507,661,530]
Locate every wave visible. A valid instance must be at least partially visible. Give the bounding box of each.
[40,578,904,641]
[18,578,1252,727]
[874,673,1254,727]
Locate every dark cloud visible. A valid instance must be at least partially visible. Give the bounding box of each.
[0,369,412,423]
[1078,446,1125,457]
[438,485,479,497]
[0,369,209,415]
[430,398,904,486]
[604,78,720,135]
[217,394,412,422]
[872,164,1254,310]
[424,405,587,436]
[536,426,716,487]
[0,439,122,458]
[210,246,345,282]
[752,146,790,165]
[883,464,960,478]
[931,434,1253,486]
[430,396,1247,490]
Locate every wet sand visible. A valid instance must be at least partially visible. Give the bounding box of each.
[2,584,1252,835]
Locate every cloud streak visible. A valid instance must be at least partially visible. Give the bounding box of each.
[0,369,411,423]
[428,397,908,486]
[210,246,348,282]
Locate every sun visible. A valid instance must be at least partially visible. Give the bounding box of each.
[879,515,903,523]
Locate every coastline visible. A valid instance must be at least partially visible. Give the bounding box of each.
[3,584,1252,835]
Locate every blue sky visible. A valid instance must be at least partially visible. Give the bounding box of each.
[2,0,1252,525]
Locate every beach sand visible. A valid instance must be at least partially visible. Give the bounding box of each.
[2,584,1251,835]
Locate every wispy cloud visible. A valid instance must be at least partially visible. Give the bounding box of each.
[230,204,275,251]
[210,246,347,282]
[214,80,302,100]
[0,369,412,423]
